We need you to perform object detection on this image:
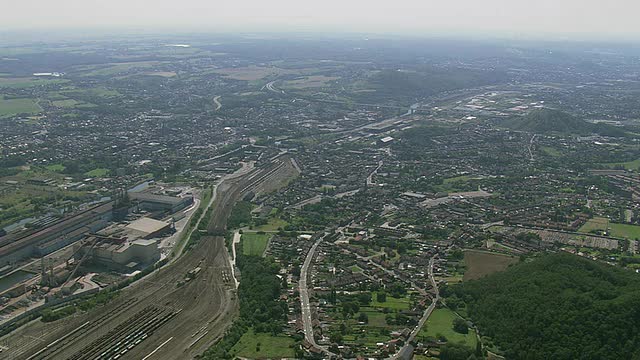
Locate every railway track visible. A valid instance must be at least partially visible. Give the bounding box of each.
[11,158,297,360]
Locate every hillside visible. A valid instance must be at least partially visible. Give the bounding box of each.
[446,253,640,359]
[504,108,626,137]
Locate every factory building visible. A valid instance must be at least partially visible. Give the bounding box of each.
[124,217,172,239]
[81,236,161,272]
[0,202,113,266]
[129,192,194,213]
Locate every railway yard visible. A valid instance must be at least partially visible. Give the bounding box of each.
[0,156,299,360]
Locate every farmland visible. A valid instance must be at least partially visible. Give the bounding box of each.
[463,250,518,281]
[0,97,41,117]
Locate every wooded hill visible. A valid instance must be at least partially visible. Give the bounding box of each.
[445,253,640,359]
[503,108,627,137]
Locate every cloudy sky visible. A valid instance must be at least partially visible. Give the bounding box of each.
[2,0,639,39]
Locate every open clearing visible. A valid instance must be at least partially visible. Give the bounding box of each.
[85,168,109,177]
[601,158,640,170]
[143,71,177,77]
[419,308,477,348]
[463,250,518,281]
[579,217,640,239]
[212,65,320,81]
[51,99,81,108]
[76,61,163,77]
[281,75,339,89]
[0,77,68,89]
[0,97,41,117]
[579,217,609,233]
[241,232,271,256]
[253,217,288,232]
[229,328,295,359]
[370,292,411,311]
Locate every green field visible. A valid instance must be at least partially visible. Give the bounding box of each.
[370,293,411,311]
[79,61,161,77]
[229,328,295,359]
[579,217,609,233]
[85,168,109,177]
[0,77,68,89]
[601,158,640,170]
[241,232,271,256]
[253,217,288,232]
[579,217,640,239]
[419,308,477,348]
[51,99,81,108]
[541,146,562,157]
[63,87,121,98]
[610,223,640,239]
[0,97,41,117]
[46,164,65,172]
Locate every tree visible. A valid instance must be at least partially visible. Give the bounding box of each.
[453,318,469,334]
[358,312,369,324]
[377,292,387,303]
[440,343,473,360]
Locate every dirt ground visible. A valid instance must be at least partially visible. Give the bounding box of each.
[463,250,518,281]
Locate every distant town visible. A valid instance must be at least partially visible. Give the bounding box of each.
[0,35,640,360]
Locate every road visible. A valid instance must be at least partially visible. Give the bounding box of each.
[389,255,440,360]
[264,80,285,94]
[528,134,536,161]
[229,230,241,289]
[366,160,383,186]
[299,234,335,357]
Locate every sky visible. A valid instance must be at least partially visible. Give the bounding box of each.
[3,0,639,40]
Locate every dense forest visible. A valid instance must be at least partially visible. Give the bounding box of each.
[444,253,640,359]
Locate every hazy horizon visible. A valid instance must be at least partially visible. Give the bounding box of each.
[3,0,640,42]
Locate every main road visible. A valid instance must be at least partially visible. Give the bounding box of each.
[299,234,335,357]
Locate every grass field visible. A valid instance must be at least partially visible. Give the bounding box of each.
[282,75,339,89]
[601,158,640,170]
[45,164,65,172]
[0,97,41,117]
[85,168,109,177]
[230,328,295,359]
[241,232,271,256]
[253,217,288,232]
[51,99,81,108]
[79,61,162,77]
[579,217,609,234]
[610,223,640,239]
[370,293,411,311]
[419,308,477,348]
[579,217,640,239]
[0,77,68,89]
[541,146,562,157]
[463,250,518,281]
